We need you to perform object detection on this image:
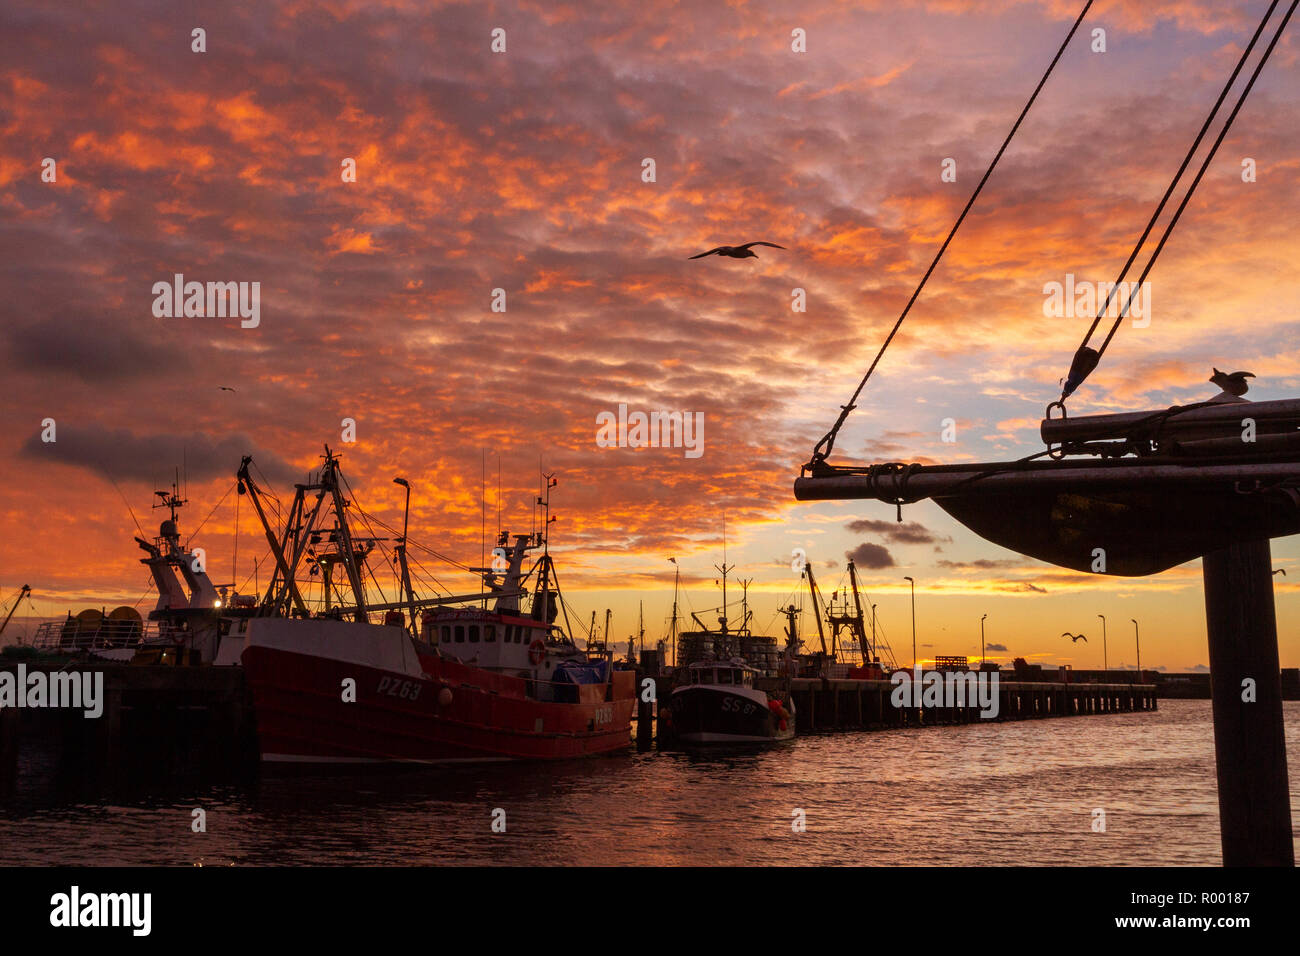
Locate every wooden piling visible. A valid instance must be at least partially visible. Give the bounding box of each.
[635,670,654,751]
[0,703,17,794]
[1202,538,1294,866]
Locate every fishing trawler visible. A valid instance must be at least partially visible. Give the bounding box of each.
[220,449,636,765]
[794,559,896,679]
[659,559,795,745]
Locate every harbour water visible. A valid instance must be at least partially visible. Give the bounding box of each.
[2,700,1297,866]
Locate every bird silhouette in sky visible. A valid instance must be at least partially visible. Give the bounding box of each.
[1062,632,1088,643]
[689,241,785,260]
[218,386,236,392]
[1209,368,1254,397]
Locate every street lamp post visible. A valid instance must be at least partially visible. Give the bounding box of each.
[393,477,413,630]
[1098,613,1108,673]
[980,613,987,666]
[870,603,878,663]
[392,477,411,543]
[903,576,916,671]
[1131,618,1141,680]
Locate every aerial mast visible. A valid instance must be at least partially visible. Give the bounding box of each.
[715,516,732,636]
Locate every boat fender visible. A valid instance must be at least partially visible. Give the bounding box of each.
[437,686,453,708]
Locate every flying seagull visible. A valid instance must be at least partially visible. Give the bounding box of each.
[1062,632,1088,643]
[689,241,785,260]
[1209,368,1254,397]
[218,386,236,392]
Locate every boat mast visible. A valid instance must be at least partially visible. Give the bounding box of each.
[321,449,369,622]
[803,564,829,656]
[533,472,558,630]
[237,447,372,622]
[393,477,417,634]
[0,585,31,640]
[237,457,310,618]
[715,515,732,636]
[739,578,753,634]
[847,560,870,662]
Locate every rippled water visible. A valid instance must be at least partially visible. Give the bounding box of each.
[3,700,1298,865]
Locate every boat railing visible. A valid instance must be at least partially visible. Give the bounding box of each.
[29,619,181,652]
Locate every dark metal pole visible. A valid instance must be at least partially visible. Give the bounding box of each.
[393,478,415,633]
[903,576,916,670]
[1131,618,1141,678]
[871,603,877,662]
[1202,537,1294,866]
[1098,613,1107,672]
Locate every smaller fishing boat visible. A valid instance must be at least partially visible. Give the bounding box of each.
[663,657,794,744]
[658,553,795,746]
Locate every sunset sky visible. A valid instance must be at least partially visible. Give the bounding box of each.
[1,0,1298,671]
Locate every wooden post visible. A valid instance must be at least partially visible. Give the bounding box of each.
[0,701,17,795]
[635,670,653,751]
[1202,538,1294,866]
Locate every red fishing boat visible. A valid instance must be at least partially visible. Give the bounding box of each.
[218,449,636,765]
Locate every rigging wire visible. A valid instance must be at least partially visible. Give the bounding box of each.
[109,477,148,538]
[1060,0,1290,401]
[808,0,1095,471]
[184,481,236,547]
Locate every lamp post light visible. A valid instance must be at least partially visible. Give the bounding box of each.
[393,477,413,630]
[1098,613,1108,673]
[870,603,878,663]
[903,576,916,671]
[980,613,987,666]
[1131,618,1141,680]
[392,477,411,543]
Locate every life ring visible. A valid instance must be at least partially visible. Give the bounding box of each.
[529,639,546,665]
[172,631,186,647]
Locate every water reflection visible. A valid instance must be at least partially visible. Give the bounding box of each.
[2,702,1297,866]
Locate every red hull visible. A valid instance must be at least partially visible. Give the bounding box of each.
[242,645,636,764]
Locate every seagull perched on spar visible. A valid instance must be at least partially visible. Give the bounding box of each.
[689,241,786,260]
[1209,367,1255,398]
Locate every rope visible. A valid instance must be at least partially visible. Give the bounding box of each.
[808,0,1095,470]
[185,482,235,546]
[1062,0,1291,400]
[109,477,147,538]
[1092,0,1295,360]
